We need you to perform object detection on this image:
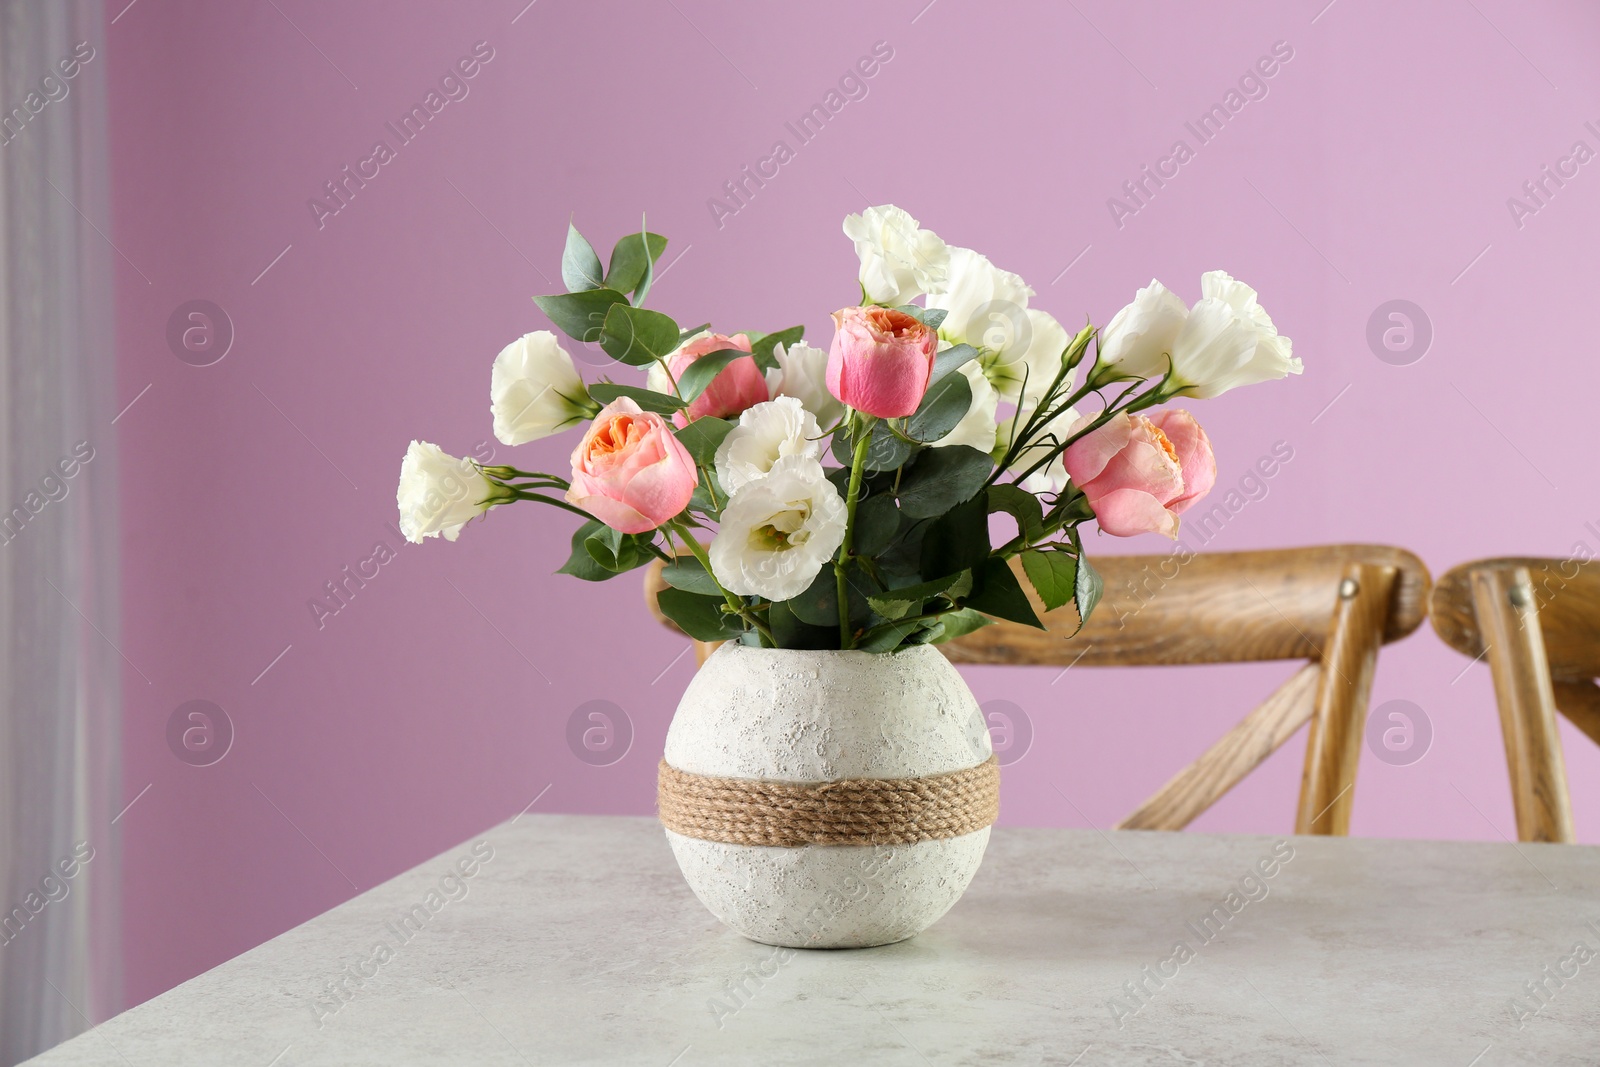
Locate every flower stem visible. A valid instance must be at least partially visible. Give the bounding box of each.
[670,522,773,644]
[834,415,875,650]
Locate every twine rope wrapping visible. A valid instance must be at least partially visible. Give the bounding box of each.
[658,755,1000,847]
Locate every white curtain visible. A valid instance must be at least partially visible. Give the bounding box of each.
[0,1,121,1062]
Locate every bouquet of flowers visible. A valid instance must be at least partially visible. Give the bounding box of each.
[397,205,1300,652]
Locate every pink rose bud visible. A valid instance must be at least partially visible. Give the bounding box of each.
[1145,409,1216,515]
[667,332,768,426]
[566,398,698,534]
[825,306,938,418]
[1062,410,1214,539]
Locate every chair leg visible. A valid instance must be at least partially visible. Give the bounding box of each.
[1296,562,1396,835]
[1471,567,1575,843]
[692,640,721,667]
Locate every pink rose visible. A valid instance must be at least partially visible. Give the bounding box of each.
[1146,409,1216,515]
[826,306,938,418]
[666,332,768,426]
[566,398,698,534]
[1061,409,1215,539]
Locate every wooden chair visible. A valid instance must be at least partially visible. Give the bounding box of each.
[645,544,1432,835]
[1429,557,1600,843]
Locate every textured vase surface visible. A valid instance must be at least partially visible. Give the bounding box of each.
[662,643,994,948]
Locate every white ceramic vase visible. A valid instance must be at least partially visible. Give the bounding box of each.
[662,643,994,948]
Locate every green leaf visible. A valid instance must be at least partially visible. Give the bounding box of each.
[919,492,991,579]
[583,524,653,574]
[988,484,1045,543]
[929,343,980,385]
[599,303,681,366]
[534,289,631,344]
[587,383,686,413]
[555,520,612,582]
[895,305,947,332]
[855,617,926,653]
[603,231,667,297]
[1020,549,1077,612]
[832,421,916,472]
[656,587,743,642]
[768,599,840,650]
[561,222,605,293]
[966,557,1044,629]
[904,371,972,444]
[676,348,752,402]
[867,571,973,620]
[678,322,711,342]
[852,493,901,557]
[749,326,804,372]
[661,554,722,596]
[787,564,877,630]
[675,417,734,466]
[928,607,994,643]
[897,445,993,519]
[1074,553,1104,629]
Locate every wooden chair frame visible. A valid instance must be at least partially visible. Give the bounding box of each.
[646,543,1431,835]
[1430,557,1600,843]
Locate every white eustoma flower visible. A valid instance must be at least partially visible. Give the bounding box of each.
[709,455,847,602]
[764,342,845,426]
[982,307,1072,406]
[1095,279,1189,382]
[1000,405,1082,496]
[714,396,823,492]
[926,246,1036,355]
[397,441,497,543]
[931,363,999,452]
[490,331,593,446]
[842,204,949,305]
[1166,272,1302,399]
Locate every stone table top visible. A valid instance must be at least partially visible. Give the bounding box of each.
[25,814,1600,1066]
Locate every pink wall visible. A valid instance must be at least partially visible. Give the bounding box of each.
[106,0,1600,1007]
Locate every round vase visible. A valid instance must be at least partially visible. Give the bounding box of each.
[661,642,994,949]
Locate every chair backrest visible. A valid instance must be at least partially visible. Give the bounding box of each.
[1429,557,1600,843]
[644,543,1431,836]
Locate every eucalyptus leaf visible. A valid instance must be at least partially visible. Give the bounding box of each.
[534,288,630,344]
[929,343,980,385]
[768,599,840,649]
[831,420,916,472]
[676,348,751,402]
[749,325,804,372]
[897,445,992,519]
[919,493,990,580]
[555,520,611,582]
[674,417,734,466]
[905,372,973,444]
[894,305,947,332]
[661,555,721,596]
[965,557,1044,629]
[587,383,686,413]
[1020,549,1077,612]
[599,303,681,366]
[656,587,743,642]
[603,231,667,296]
[561,222,604,292]
[852,493,901,558]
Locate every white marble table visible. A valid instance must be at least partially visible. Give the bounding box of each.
[26,814,1600,1066]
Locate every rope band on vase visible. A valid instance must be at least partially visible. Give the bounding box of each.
[657,755,1000,847]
